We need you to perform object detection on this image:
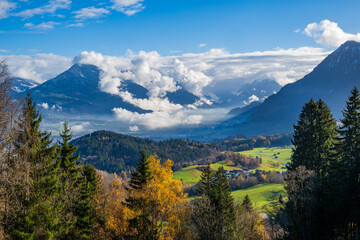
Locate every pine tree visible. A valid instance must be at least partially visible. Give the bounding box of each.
[8,92,63,239]
[337,87,360,237]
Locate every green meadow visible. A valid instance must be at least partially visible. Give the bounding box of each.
[231,183,286,209]
[173,147,292,185]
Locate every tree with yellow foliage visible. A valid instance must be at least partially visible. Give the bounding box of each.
[126,151,191,240]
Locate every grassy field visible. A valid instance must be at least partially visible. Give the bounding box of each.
[239,147,292,172]
[173,147,293,185]
[231,183,286,209]
[173,161,243,185]
[173,165,203,185]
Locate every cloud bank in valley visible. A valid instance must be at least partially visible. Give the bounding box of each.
[2,46,329,130]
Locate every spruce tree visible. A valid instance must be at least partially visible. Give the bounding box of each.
[193,167,235,240]
[212,168,235,240]
[291,99,338,177]
[126,150,154,239]
[241,194,253,211]
[57,121,82,239]
[74,164,99,239]
[9,92,63,239]
[337,87,360,237]
[288,98,338,239]
[196,164,215,196]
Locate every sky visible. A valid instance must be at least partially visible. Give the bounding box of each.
[1,0,360,132]
[0,0,360,56]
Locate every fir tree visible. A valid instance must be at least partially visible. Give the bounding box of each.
[196,164,215,196]
[241,194,253,211]
[291,99,338,177]
[58,121,81,183]
[9,92,63,239]
[193,167,235,240]
[74,164,99,240]
[57,121,82,239]
[125,150,154,240]
[337,87,360,237]
[288,98,338,239]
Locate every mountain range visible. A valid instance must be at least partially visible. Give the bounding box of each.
[220,40,360,137]
[12,41,360,140]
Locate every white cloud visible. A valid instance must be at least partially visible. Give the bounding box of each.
[73,7,110,19]
[71,121,90,132]
[0,0,16,19]
[67,22,84,27]
[0,49,9,53]
[0,53,72,82]
[24,21,60,30]
[304,19,360,47]
[113,107,203,130]
[129,125,139,131]
[198,43,207,48]
[110,0,145,16]
[243,94,259,105]
[14,0,71,18]
[38,102,49,109]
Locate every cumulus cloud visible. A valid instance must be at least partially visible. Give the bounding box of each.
[304,19,360,47]
[113,108,203,130]
[0,53,72,82]
[71,121,90,132]
[24,21,60,30]
[0,0,16,19]
[38,102,49,110]
[110,0,145,16]
[14,0,71,18]
[73,7,110,19]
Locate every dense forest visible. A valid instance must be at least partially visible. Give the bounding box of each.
[71,131,214,173]
[72,130,292,174]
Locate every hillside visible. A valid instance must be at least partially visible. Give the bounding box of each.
[72,130,213,173]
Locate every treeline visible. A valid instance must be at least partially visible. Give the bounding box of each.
[72,131,213,173]
[217,152,261,169]
[273,87,360,239]
[212,133,293,152]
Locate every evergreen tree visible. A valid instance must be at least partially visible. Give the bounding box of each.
[212,168,236,240]
[125,150,154,240]
[287,98,338,239]
[337,87,360,237]
[291,99,338,177]
[57,121,82,239]
[74,164,100,240]
[193,167,235,240]
[196,164,215,196]
[58,121,81,183]
[241,194,253,212]
[8,92,63,239]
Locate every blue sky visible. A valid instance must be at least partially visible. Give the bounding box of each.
[1,0,360,56]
